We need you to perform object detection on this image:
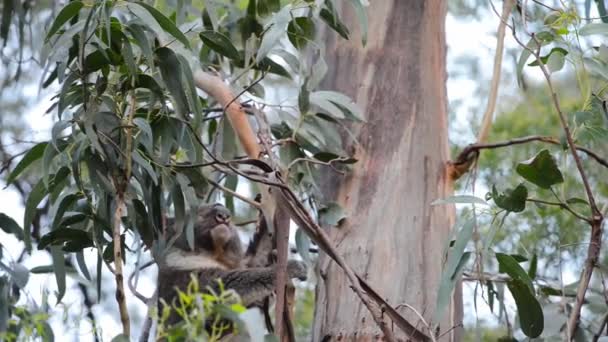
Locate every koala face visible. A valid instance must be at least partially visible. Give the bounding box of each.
[194,204,237,251]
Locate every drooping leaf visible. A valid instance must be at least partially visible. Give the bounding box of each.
[0,213,24,240]
[199,31,240,60]
[10,263,29,289]
[496,253,534,292]
[51,245,67,303]
[128,2,190,48]
[349,0,368,45]
[1,0,14,46]
[516,150,564,189]
[310,90,364,121]
[76,250,91,281]
[320,0,350,40]
[45,1,84,40]
[155,47,189,117]
[434,218,474,322]
[6,142,48,185]
[23,179,48,251]
[39,227,94,251]
[489,184,528,213]
[256,5,291,63]
[287,17,315,50]
[507,279,544,338]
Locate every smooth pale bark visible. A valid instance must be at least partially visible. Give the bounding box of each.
[312,1,462,341]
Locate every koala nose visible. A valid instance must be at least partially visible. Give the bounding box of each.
[213,205,231,223]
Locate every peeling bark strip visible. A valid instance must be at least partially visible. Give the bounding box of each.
[314,0,461,341]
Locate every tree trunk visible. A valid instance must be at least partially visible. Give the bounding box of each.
[312,1,462,341]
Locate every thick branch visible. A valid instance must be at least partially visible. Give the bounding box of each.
[450,135,608,180]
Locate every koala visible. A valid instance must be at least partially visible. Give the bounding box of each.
[156,204,307,328]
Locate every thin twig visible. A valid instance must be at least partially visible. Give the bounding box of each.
[527,198,590,223]
[593,312,608,342]
[207,179,262,209]
[395,303,437,342]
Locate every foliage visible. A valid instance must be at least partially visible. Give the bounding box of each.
[439,0,608,340]
[0,0,363,339]
[156,275,247,341]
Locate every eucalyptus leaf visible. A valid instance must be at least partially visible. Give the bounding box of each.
[256,5,291,63]
[6,142,48,185]
[0,213,24,240]
[128,2,190,48]
[51,246,67,303]
[507,279,544,338]
[516,150,564,189]
[199,31,240,60]
[45,1,84,40]
[490,184,527,213]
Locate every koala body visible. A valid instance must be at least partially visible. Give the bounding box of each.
[157,204,307,328]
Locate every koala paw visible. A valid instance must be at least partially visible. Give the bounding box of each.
[287,260,308,281]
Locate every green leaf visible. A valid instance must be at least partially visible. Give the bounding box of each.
[257,5,291,63]
[349,0,368,45]
[516,38,540,87]
[495,253,534,292]
[9,263,29,289]
[127,23,155,67]
[128,2,190,48]
[1,0,13,47]
[155,47,189,117]
[199,31,240,60]
[76,250,91,281]
[507,279,544,338]
[6,142,48,185]
[45,1,84,40]
[527,47,568,66]
[287,17,315,50]
[579,23,608,35]
[490,184,528,213]
[318,202,346,226]
[310,90,364,121]
[39,227,94,251]
[23,179,48,251]
[566,197,588,205]
[516,149,564,189]
[434,218,474,323]
[0,213,24,240]
[51,245,67,303]
[431,195,488,206]
[320,0,350,40]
